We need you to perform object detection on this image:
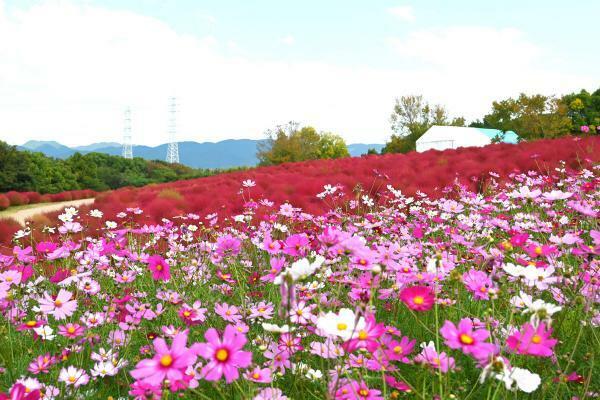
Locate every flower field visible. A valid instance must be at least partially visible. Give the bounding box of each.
[0,137,599,399]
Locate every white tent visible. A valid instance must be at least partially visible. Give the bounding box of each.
[415,126,518,152]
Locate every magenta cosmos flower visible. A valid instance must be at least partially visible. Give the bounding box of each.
[440,318,496,361]
[342,314,386,352]
[146,255,170,281]
[399,286,434,311]
[0,383,40,400]
[335,380,383,400]
[507,322,557,357]
[195,325,252,383]
[130,330,198,387]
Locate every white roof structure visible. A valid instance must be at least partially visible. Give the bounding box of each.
[415,125,518,152]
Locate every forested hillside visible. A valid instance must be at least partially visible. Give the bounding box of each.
[0,141,245,194]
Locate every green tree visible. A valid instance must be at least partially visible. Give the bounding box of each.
[480,93,572,140]
[561,88,600,130]
[257,122,349,166]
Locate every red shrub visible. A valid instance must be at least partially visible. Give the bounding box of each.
[6,191,29,206]
[0,194,9,210]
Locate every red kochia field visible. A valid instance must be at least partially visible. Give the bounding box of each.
[89,136,600,222]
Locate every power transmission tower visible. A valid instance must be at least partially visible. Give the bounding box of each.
[122,107,133,159]
[166,97,179,163]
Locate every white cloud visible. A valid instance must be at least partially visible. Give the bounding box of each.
[388,6,416,22]
[279,35,295,46]
[0,2,595,148]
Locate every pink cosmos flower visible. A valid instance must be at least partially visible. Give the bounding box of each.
[214,303,243,323]
[195,325,252,383]
[399,286,434,311]
[28,354,54,375]
[178,301,207,326]
[249,301,274,320]
[414,343,455,373]
[58,323,84,339]
[147,255,170,281]
[244,366,273,383]
[507,322,557,357]
[381,334,416,363]
[440,318,496,361]
[38,289,77,320]
[462,269,495,300]
[130,330,198,388]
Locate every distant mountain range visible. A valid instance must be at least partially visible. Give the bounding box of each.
[18,140,384,169]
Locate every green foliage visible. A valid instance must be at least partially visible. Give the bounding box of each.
[561,88,600,129]
[257,122,349,166]
[479,93,572,140]
[0,141,247,194]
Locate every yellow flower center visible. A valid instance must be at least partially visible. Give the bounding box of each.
[531,334,542,344]
[413,296,424,305]
[337,323,348,331]
[54,300,62,307]
[252,372,260,379]
[183,311,191,317]
[216,348,229,362]
[156,265,163,271]
[359,389,369,396]
[67,326,76,334]
[159,354,173,367]
[393,345,403,354]
[459,334,474,345]
[358,330,368,340]
[68,376,76,383]
[535,246,543,255]
[26,320,37,327]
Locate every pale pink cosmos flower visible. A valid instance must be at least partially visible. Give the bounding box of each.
[58,366,89,387]
[38,289,77,320]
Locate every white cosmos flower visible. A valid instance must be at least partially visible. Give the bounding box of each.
[508,367,541,393]
[262,323,293,333]
[305,368,323,380]
[105,221,117,229]
[502,263,526,277]
[89,209,103,218]
[510,291,533,308]
[316,308,365,341]
[274,256,325,285]
[523,298,562,326]
[33,325,55,341]
[91,361,117,377]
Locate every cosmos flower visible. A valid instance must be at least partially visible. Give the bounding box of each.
[507,322,557,357]
[316,308,365,341]
[399,286,434,311]
[440,318,496,361]
[58,366,89,387]
[146,255,171,281]
[130,330,198,388]
[38,289,78,320]
[195,325,252,383]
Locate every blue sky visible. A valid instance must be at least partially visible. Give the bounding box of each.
[0,0,598,146]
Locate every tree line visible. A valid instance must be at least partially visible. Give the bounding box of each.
[0,141,246,194]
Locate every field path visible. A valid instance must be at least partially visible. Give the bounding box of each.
[0,198,95,225]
